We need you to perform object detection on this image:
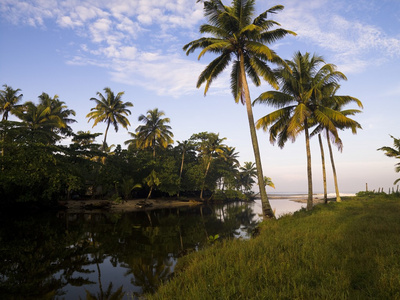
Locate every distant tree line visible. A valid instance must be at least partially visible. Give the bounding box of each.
[0,85,265,206]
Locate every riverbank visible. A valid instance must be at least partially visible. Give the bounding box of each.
[57,194,328,214]
[58,198,202,213]
[148,194,400,299]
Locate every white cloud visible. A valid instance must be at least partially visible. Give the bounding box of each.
[58,15,83,28]
[274,0,400,73]
[7,0,400,97]
[120,46,138,59]
[107,52,207,98]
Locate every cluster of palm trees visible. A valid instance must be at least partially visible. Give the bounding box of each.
[0,84,76,145]
[185,0,363,217]
[254,52,363,210]
[0,83,267,204]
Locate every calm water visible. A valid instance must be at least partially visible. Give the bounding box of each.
[0,198,305,299]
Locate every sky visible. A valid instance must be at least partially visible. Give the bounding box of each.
[1,0,400,194]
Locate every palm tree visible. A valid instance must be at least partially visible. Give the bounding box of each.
[183,0,295,218]
[239,161,257,192]
[190,132,227,200]
[134,108,174,158]
[38,92,76,137]
[378,135,400,185]
[218,146,240,190]
[311,89,363,203]
[255,52,352,210]
[176,140,195,197]
[145,170,161,199]
[0,84,23,121]
[86,87,133,148]
[14,101,66,144]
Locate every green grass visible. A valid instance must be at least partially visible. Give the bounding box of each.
[148,195,400,299]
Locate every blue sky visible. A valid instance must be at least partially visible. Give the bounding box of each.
[1,0,399,194]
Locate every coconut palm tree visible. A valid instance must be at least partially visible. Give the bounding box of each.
[255,52,352,210]
[190,132,227,200]
[183,0,295,218]
[14,101,66,144]
[145,170,161,199]
[310,87,363,203]
[134,108,174,158]
[378,135,400,185]
[38,92,76,137]
[176,140,195,197]
[218,146,240,190]
[239,161,257,192]
[86,87,133,149]
[0,84,23,121]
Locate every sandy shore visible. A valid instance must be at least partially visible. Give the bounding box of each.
[58,198,202,213]
[58,196,329,213]
[290,197,329,204]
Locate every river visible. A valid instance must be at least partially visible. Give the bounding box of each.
[0,197,308,299]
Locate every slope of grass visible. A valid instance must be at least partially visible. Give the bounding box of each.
[148,195,400,299]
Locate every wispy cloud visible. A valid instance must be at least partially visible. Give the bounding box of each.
[0,0,206,97]
[273,0,400,73]
[4,0,399,96]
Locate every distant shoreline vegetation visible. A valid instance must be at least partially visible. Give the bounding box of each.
[0,86,270,207]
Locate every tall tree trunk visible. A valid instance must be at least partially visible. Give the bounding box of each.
[239,52,274,219]
[178,150,185,198]
[2,111,8,121]
[318,134,328,203]
[103,119,111,149]
[304,119,313,211]
[326,129,341,202]
[200,158,211,201]
[147,186,153,200]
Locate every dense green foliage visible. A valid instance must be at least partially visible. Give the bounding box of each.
[149,195,400,299]
[0,85,260,206]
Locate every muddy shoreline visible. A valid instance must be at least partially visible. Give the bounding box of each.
[58,198,203,213]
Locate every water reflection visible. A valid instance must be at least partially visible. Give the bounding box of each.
[0,199,306,299]
[0,201,262,299]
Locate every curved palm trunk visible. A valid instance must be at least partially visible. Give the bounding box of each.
[318,134,328,203]
[304,119,313,211]
[147,186,153,200]
[177,150,185,198]
[239,52,274,219]
[103,119,111,149]
[200,158,212,201]
[326,129,341,202]
[153,137,156,158]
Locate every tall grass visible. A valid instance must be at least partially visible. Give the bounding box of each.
[148,195,400,299]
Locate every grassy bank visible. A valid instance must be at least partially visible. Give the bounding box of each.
[148,194,400,299]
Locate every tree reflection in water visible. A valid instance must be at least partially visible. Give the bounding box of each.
[0,201,259,299]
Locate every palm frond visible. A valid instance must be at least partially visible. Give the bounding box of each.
[230,60,243,103]
[255,107,292,131]
[197,53,232,95]
[198,40,231,60]
[254,91,294,108]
